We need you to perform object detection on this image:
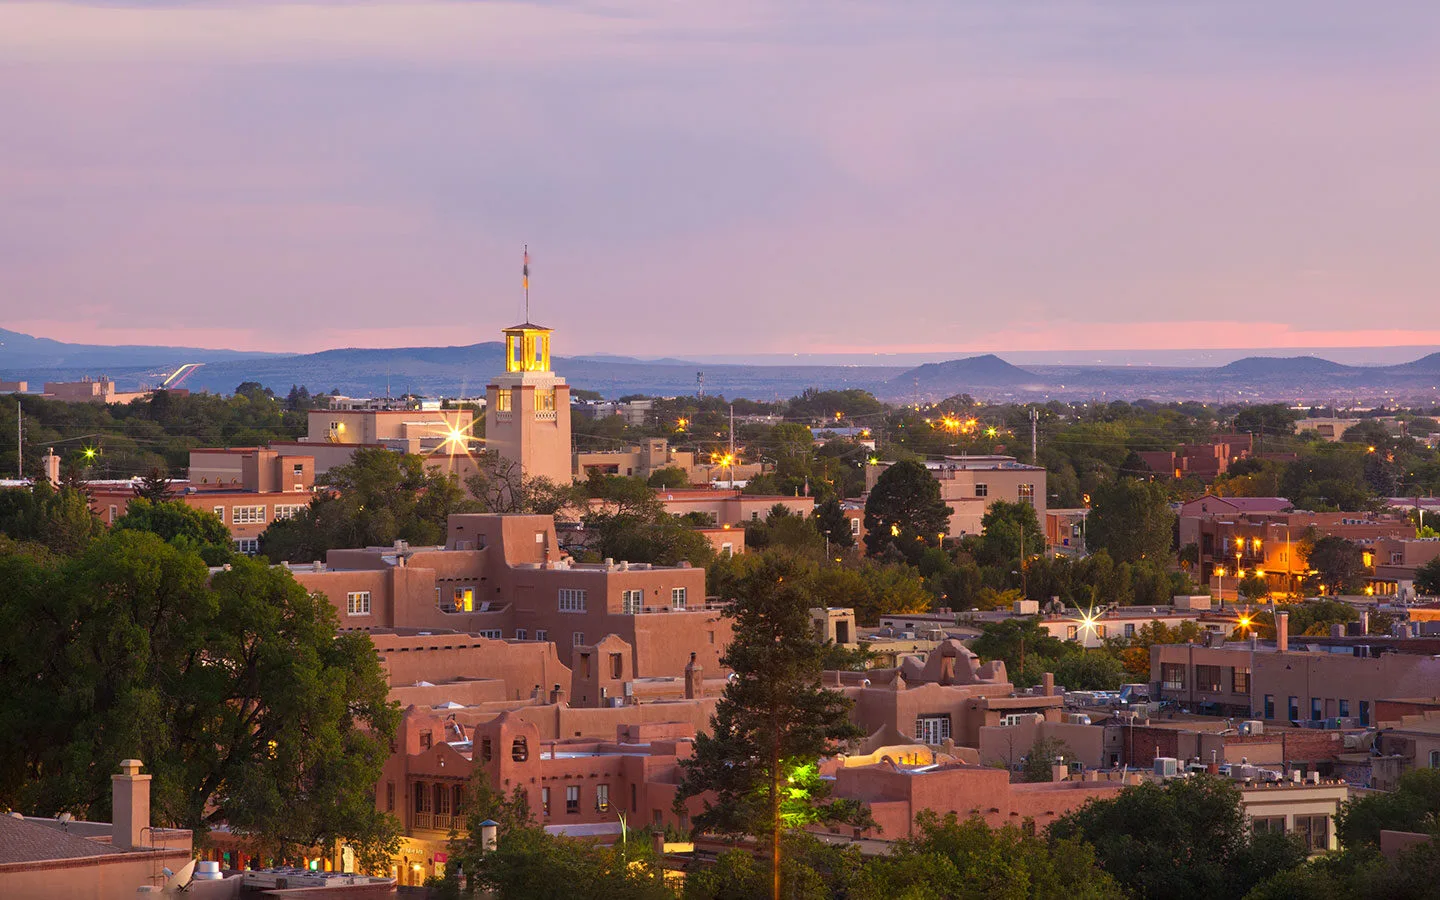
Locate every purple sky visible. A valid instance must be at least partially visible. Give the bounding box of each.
[3,1,1440,357]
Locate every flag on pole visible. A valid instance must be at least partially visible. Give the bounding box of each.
[522,246,530,292]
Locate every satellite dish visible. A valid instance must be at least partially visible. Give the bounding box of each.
[161,859,196,893]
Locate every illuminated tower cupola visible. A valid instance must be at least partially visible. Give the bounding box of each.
[485,252,573,484]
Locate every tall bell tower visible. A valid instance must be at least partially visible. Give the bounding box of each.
[485,320,573,484]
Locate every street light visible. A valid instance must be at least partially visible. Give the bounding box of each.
[1214,566,1226,602]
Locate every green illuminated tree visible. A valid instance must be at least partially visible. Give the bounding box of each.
[675,554,868,900]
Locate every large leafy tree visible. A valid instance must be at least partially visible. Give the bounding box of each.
[1084,478,1175,564]
[863,460,951,564]
[114,497,234,565]
[975,499,1045,568]
[1416,556,1440,597]
[1303,535,1368,595]
[0,531,400,866]
[0,480,103,555]
[1049,775,1306,900]
[261,448,472,562]
[676,554,867,900]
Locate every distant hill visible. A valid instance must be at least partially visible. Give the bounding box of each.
[0,328,278,374]
[886,354,1040,400]
[1384,352,1440,374]
[1216,356,1354,377]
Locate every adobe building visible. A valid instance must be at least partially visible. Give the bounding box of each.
[1135,433,1254,482]
[1150,611,1440,725]
[290,513,726,698]
[87,447,318,554]
[41,376,148,404]
[0,760,195,900]
[865,456,1046,539]
[573,438,766,485]
[486,322,572,485]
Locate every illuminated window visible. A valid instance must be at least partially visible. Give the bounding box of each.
[1018,484,1036,504]
[536,389,556,412]
[595,784,610,811]
[541,787,550,816]
[454,586,474,612]
[496,389,513,412]
[347,591,371,616]
[273,504,304,521]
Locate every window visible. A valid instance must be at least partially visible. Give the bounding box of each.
[572,631,585,647]
[516,629,528,640]
[672,587,688,609]
[622,589,644,615]
[511,737,528,762]
[974,483,989,497]
[536,388,556,411]
[496,389,513,412]
[751,511,760,521]
[480,738,492,762]
[1095,624,1106,639]
[1264,695,1275,719]
[1066,625,1079,640]
[610,652,624,679]
[1161,664,1186,690]
[914,715,951,744]
[273,504,304,521]
[1124,623,1136,638]
[213,505,225,522]
[1233,667,1251,695]
[109,505,118,523]
[850,517,861,535]
[1430,750,1440,769]
[1195,665,1223,692]
[292,463,304,477]
[595,784,610,812]
[536,629,548,642]
[1018,483,1036,504]
[419,731,432,751]
[541,787,551,817]
[477,629,501,639]
[234,538,259,555]
[1288,696,1299,721]
[347,591,372,616]
[232,505,267,524]
[1252,816,1286,835]
[454,586,474,612]
[722,542,734,557]
[1296,815,1329,852]
[558,588,587,612]
[1311,698,1323,721]
[1360,701,1371,726]
[386,782,395,812]
[1338,699,1349,718]
[566,786,579,814]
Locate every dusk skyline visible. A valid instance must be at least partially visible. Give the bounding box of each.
[4,1,1440,356]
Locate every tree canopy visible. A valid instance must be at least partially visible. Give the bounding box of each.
[863,460,951,565]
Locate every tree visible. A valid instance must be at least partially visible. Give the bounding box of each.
[261,448,473,562]
[863,460,951,564]
[969,618,1071,689]
[0,480,102,555]
[467,449,579,515]
[1238,573,1270,603]
[1049,775,1306,900]
[813,497,854,550]
[1304,535,1367,595]
[114,498,234,565]
[133,467,174,503]
[676,554,868,900]
[1022,736,1073,783]
[1414,557,1440,597]
[646,466,690,489]
[581,483,715,569]
[0,532,400,864]
[1049,652,1125,692]
[1085,478,1175,564]
[975,500,1045,569]
[1335,767,1440,849]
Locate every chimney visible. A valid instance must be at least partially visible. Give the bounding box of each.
[1276,611,1289,653]
[1360,610,1370,635]
[111,759,150,851]
[43,449,60,487]
[1042,672,1055,697]
[684,652,704,700]
[549,683,567,706]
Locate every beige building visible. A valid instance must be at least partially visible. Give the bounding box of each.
[485,323,572,484]
[574,438,765,485]
[303,405,473,456]
[42,377,148,404]
[865,456,1046,539]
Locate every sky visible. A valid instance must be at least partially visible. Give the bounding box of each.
[2,0,1440,359]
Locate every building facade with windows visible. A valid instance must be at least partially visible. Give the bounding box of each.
[864,456,1047,539]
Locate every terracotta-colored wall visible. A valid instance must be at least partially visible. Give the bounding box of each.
[0,847,194,900]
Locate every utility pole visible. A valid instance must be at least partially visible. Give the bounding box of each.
[729,403,735,487]
[16,402,21,479]
[1030,407,1038,465]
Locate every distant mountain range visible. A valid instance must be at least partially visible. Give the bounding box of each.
[3,328,1440,403]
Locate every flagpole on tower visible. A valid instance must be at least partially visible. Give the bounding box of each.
[522,245,530,323]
